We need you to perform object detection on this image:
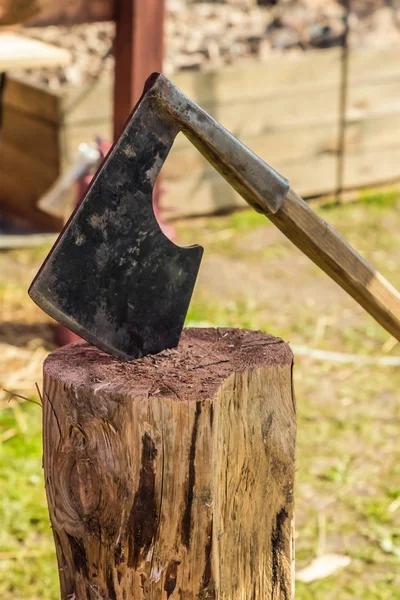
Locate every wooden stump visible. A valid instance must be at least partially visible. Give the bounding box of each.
[42,328,296,600]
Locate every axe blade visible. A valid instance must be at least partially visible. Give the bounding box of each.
[31,73,400,357]
[29,82,203,361]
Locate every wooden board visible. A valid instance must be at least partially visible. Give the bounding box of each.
[165,47,400,214]
[3,44,400,227]
[58,47,400,127]
[0,78,61,229]
[2,77,60,122]
[0,141,59,208]
[0,32,71,71]
[27,0,113,25]
[2,106,59,165]
[161,144,400,218]
[164,108,400,176]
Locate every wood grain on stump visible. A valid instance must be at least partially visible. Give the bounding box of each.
[42,328,296,600]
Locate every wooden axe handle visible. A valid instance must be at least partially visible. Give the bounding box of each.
[148,74,400,341]
[268,187,400,341]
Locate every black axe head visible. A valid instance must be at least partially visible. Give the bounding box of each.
[29,76,203,361]
[29,73,290,360]
[29,74,400,351]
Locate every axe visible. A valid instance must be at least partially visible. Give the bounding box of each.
[29,73,400,360]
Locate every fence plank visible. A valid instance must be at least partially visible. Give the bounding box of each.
[2,106,59,166]
[161,108,400,178]
[3,77,60,122]
[61,47,400,128]
[4,44,400,225]
[162,144,400,218]
[28,0,113,25]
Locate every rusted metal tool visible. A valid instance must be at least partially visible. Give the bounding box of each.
[29,73,400,360]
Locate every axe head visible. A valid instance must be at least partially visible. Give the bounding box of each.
[29,77,203,361]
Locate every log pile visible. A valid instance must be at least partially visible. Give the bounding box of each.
[11,1,400,90]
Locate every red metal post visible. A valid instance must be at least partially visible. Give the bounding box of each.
[113,0,174,242]
[113,0,166,138]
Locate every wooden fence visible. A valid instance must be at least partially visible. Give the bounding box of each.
[2,44,400,227]
[164,45,400,216]
[28,0,113,25]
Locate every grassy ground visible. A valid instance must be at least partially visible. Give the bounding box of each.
[1,190,400,599]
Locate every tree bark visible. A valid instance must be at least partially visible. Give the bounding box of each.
[42,327,296,600]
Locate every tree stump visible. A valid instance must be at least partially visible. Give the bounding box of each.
[42,328,296,600]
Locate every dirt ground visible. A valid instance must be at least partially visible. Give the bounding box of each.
[1,189,400,599]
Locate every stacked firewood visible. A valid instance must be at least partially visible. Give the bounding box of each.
[12,0,400,91]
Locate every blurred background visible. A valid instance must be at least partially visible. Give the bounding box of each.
[1,1,400,598]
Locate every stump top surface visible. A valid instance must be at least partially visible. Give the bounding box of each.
[44,328,293,401]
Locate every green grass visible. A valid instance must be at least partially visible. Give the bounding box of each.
[1,189,400,598]
[0,403,59,600]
